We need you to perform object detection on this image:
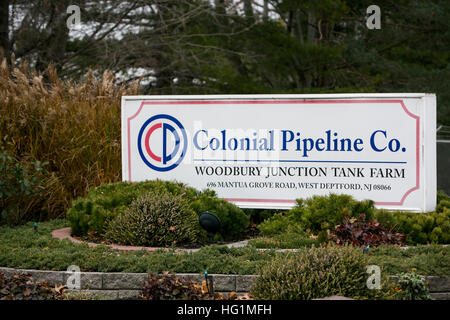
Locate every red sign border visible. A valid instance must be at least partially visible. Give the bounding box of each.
[127,99,420,206]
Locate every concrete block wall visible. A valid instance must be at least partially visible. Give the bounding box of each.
[0,267,448,300]
[0,267,258,300]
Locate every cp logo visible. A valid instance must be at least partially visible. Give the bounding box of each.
[138,114,187,172]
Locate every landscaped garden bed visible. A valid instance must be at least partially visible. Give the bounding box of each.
[0,217,449,300]
[1,180,450,300]
[0,218,448,276]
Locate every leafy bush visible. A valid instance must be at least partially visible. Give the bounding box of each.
[105,191,202,246]
[292,194,376,234]
[243,208,278,224]
[257,211,303,236]
[437,190,450,204]
[141,274,208,300]
[191,189,249,241]
[251,245,393,300]
[0,272,64,300]
[0,138,47,225]
[67,180,248,241]
[331,214,405,247]
[257,194,376,237]
[394,270,431,300]
[375,208,450,245]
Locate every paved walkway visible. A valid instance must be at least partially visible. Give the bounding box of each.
[51,228,249,253]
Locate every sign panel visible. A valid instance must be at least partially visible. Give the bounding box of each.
[122,94,436,211]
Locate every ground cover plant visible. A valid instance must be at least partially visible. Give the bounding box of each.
[0,220,448,277]
[248,233,320,249]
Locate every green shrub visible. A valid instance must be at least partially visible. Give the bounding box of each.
[257,211,303,236]
[243,208,278,224]
[394,270,431,300]
[0,138,48,225]
[292,194,376,234]
[257,194,375,237]
[375,209,450,245]
[437,190,450,204]
[191,189,249,241]
[141,274,207,300]
[104,190,202,246]
[251,245,393,300]
[67,180,248,241]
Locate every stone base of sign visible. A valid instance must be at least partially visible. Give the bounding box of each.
[1,267,448,300]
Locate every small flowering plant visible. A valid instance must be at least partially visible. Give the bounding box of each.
[395,268,431,300]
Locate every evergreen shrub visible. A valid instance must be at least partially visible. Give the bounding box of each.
[251,245,393,300]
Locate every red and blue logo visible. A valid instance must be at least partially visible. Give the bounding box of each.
[138,114,187,172]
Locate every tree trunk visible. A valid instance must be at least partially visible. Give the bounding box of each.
[35,0,70,72]
[263,0,268,19]
[294,11,303,43]
[0,0,9,58]
[244,0,253,18]
[307,11,316,43]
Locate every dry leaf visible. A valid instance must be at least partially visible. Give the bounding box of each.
[55,284,66,294]
[228,291,237,300]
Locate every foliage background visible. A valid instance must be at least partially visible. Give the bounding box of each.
[0,0,449,222]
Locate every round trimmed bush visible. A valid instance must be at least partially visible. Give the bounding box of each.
[67,180,249,241]
[104,190,201,246]
[250,245,393,300]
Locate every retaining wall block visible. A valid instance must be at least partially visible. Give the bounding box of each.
[0,267,17,278]
[430,292,450,300]
[26,269,64,285]
[426,276,450,292]
[212,274,236,292]
[62,272,103,290]
[117,290,141,300]
[236,275,259,292]
[68,289,119,299]
[175,273,204,283]
[102,272,148,290]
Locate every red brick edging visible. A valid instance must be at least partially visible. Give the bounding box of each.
[51,228,249,253]
[51,227,202,253]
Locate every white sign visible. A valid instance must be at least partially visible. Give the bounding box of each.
[122,94,436,212]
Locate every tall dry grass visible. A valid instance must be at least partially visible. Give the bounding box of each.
[0,58,140,221]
